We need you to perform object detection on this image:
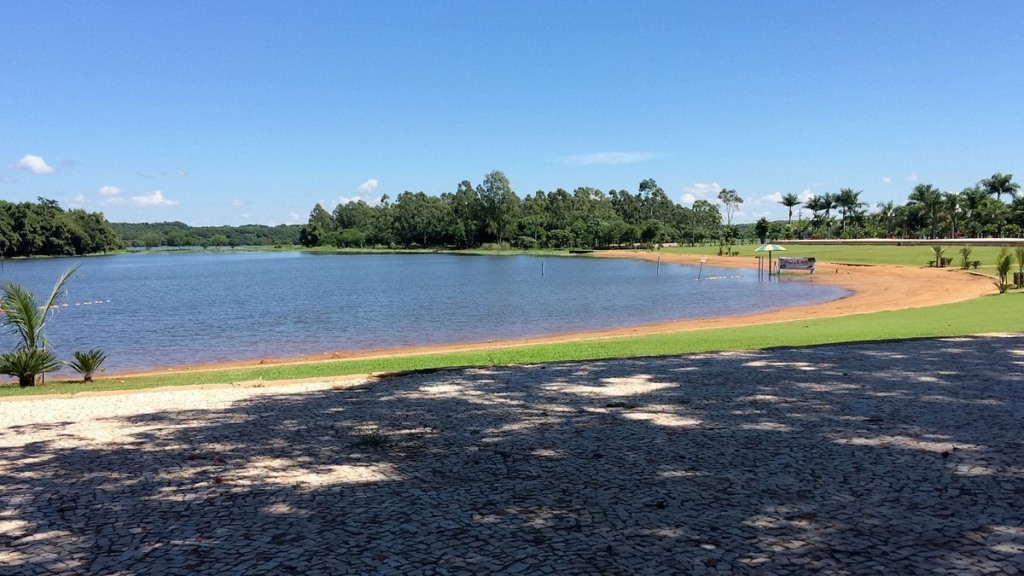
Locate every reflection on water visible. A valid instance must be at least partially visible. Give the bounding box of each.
[0,252,848,373]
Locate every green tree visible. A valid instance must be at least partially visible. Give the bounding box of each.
[835,188,865,236]
[803,195,833,238]
[333,199,374,231]
[875,201,897,237]
[908,184,944,239]
[299,203,337,247]
[780,193,800,226]
[754,217,770,243]
[690,200,722,244]
[477,170,520,245]
[980,172,1020,203]
[717,188,743,226]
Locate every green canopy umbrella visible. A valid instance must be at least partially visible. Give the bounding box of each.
[754,243,787,276]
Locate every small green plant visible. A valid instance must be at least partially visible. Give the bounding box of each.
[931,245,946,267]
[959,245,973,270]
[65,349,109,382]
[355,427,392,449]
[994,247,1013,293]
[0,348,62,387]
[1015,247,1024,287]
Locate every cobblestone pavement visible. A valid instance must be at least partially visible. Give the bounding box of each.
[2,335,1023,575]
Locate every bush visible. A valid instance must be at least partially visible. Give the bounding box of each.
[959,246,973,270]
[0,348,61,387]
[66,349,109,382]
[995,248,1013,293]
[479,242,512,251]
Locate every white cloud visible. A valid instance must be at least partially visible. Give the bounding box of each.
[130,190,178,207]
[99,185,122,196]
[70,193,86,208]
[881,176,892,184]
[337,178,384,206]
[762,192,784,203]
[16,154,55,174]
[561,152,657,166]
[681,182,723,203]
[357,178,379,195]
[230,198,245,208]
[286,212,302,225]
[798,188,814,202]
[904,172,918,182]
[680,193,697,205]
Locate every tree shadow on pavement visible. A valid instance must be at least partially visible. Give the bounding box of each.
[2,334,1023,574]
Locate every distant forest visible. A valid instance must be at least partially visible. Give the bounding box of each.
[111,222,301,249]
[0,197,300,258]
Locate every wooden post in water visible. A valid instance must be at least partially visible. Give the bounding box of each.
[697,256,706,280]
[541,260,545,276]
[657,255,661,276]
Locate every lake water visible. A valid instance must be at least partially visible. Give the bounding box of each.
[0,252,848,374]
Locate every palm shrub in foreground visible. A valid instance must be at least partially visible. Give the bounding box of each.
[0,266,77,386]
[994,248,1013,294]
[66,349,109,382]
[0,348,62,387]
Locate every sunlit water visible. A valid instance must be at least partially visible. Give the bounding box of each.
[0,252,848,374]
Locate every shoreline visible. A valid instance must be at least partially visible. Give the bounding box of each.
[110,250,994,379]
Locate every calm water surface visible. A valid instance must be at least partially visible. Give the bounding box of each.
[0,252,848,374]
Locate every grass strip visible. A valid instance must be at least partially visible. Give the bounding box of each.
[4,292,1020,398]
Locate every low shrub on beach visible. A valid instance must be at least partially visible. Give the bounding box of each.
[0,348,61,387]
[66,349,110,382]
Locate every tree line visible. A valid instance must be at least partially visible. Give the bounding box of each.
[301,171,731,250]
[300,169,1024,251]
[0,197,303,258]
[775,172,1023,240]
[111,222,301,249]
[0,198,123,257]
[5,170,1020,258]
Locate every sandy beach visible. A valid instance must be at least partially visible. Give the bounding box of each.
[117,250,995,377]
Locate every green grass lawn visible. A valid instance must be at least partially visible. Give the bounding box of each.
[4,290,1021,398]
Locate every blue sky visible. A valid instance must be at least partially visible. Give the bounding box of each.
[3,1,1022,225]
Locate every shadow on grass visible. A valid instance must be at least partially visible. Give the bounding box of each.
[2,335,1023,574]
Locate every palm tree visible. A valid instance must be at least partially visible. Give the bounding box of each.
[803,195,824,236]
[876,201,896,237]
[980,172,1020,203]
[819,193,837,238]
[780,193,800,226]
[942,191,963,238]
[0,266,76,386]
[835,188,865,236]
[908,184,943,239]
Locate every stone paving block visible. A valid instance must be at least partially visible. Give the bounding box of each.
[1,335,1023,574]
